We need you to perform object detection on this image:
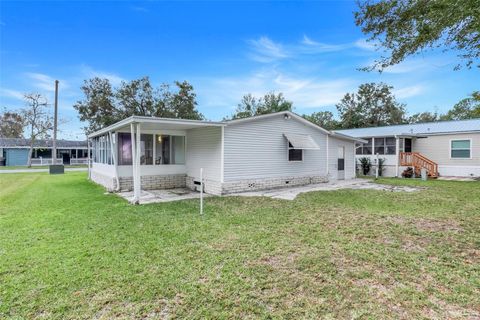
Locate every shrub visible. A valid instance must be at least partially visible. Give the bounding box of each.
[358,157,371,175]
[378,158,386,176]
[402,167,414,178]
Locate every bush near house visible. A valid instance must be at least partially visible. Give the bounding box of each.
[0,172,479,319]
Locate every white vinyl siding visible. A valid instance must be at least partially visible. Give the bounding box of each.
[413,133,479,166]
[223,114,328,181]
[186,126,222,182]
[328,137,355,180]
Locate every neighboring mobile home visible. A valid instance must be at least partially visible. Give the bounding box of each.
[87,111,364,201]
[335,118,480,178]
[0,138,88,166]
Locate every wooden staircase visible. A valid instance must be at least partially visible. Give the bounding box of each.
[400,152,438,178]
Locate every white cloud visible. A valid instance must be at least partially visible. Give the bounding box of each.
[0,88,24,100]
[195,69,355,114]
[80,65,126,86]
[300,35,350,53]
[354,38,376,51]
[247,37,289,62]
[24,72,69,92]
[394,84,425,99]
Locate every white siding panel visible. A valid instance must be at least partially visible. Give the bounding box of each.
[328,137,355,180]
[186,127,222,182]
[223,114,328,181]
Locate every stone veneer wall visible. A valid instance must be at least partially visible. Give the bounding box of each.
[118,174,187,191]
[186,175,328,195]
[221,175,328,194]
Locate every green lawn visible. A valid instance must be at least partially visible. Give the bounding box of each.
[0,172,478,319]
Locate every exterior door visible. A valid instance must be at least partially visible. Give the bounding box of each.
[337,146,345,180]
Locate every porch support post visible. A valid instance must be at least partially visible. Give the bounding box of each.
[130,123,138,203]
[326,134,329,178]
[135,123,141,201]
[395,135,400,177]
[109,131,120,191]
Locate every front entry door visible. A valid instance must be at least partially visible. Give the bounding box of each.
[338,146,345,180]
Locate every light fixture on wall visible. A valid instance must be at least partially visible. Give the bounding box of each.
[157,135,162,143]
[284,113,291,120]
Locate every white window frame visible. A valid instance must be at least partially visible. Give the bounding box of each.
[287,141,303,162]
[154,134,186,165]
[450,139,472,159]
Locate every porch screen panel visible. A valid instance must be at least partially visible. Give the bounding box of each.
[155,135,170,164]
[140,134,153,165]
[374,138,385,155]
[172,136,185,164]
[117,133,132,165]
[385,137,396,155]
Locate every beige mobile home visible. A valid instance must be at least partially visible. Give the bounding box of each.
[87,111,364,202]
[335,119,480,178]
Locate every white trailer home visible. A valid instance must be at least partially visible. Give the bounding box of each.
[335,118,480,178]
[87,111,364,201]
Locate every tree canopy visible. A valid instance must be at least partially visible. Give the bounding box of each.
[0,109,24,138]
[230,92,292,119]
[302,111,340,130]
[355,0,480,71]
[336,83,407,128]
[74,77,203,134]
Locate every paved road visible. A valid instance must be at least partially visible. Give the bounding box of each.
[0,168,88,174]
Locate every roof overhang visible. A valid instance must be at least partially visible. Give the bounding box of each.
[330,132,368,144]
[88,116,226,138]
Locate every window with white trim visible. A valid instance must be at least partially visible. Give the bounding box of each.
[451,140,471,158]
[288,142,303,161]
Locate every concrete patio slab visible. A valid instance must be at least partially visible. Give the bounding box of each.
[118,188,209,204]
[229,179,423,201]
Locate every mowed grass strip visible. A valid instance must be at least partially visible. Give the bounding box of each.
[0,172,478,319]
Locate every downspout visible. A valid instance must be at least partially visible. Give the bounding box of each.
[326,134,329,179]
[130,123,138,203]
[395,135,400,177]
[87,138,91,180]
[109,131,120,191]
[135,123,141,201]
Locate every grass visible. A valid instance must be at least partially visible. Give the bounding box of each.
[0,172,479,319]
[0,165,87,170]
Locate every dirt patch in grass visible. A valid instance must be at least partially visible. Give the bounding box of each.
[386,216,464,233]
[424,297,480,320]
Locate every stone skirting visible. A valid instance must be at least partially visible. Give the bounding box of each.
[221,175,328,194]
[118,174,187,191]
[186,176,223,195]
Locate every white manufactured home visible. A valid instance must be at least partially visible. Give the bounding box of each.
[335,118,480,178]
[87,111,365,201]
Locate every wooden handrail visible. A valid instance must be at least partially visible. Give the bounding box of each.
[400,152,438,177]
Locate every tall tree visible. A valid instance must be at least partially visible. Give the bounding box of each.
[74,77,203,134]
[355,0,480,70]
[441,91,480,120]
[74,77,118,134]
[408,111,440,123]
[170,81,204,120]
[0,109,24,138]
[22,94,54,167]
[336,83,406,128]
[303,111,340,130]
[231,92,292,119]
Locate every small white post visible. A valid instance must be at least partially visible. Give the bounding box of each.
[375,153,379,179]
[200,168,204,215]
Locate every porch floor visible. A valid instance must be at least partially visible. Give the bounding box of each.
[118,188,210,204]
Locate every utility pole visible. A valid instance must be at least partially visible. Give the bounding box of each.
[49,79,64,174]
[52,80,59,163]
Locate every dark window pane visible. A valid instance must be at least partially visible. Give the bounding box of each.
[386,146,396,155]
[289,149,302,161]
[385,137,396,145]
[117,133,132,165]
[374,147,385,155]
[363,146,372,155]
[338,158,345,170]
[404,138,412,152]
[155,135,170,164]
[451,149,470,158]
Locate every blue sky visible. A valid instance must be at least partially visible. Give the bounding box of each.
[1,1,478,139]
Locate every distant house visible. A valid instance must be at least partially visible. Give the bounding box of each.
[0,138,88,166]
[87,111,365,200]
[335,118,480,177]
